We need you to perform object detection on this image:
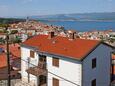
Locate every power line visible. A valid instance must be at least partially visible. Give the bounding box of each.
[21,58,80,86]
[20,58,112,85]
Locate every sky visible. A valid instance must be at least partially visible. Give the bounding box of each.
[0,0,115,17]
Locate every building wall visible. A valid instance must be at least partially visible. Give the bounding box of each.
[21,47,39,85]
[21,43,112,86]
[47,55,82,86]
[83,44,112,86]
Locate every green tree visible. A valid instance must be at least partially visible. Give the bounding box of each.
[11,30,18,34]
[0,38,5,44]
[13,36,21,43]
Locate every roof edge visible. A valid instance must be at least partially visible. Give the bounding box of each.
[80,41,101,61]
[102,42,115,49]
[81,41,115,61]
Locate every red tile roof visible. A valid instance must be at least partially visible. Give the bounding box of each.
[112,54,115,60]
[11,44,20,58]
[0,44,20,68]
[0,53,7,68]
[3,44,21,59]
[23,35,100,60]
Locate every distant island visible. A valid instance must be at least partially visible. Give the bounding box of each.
[28,12,115,21]
[1,12,115,23]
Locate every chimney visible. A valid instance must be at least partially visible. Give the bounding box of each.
[48,31,55,39]
[68,30,76,40]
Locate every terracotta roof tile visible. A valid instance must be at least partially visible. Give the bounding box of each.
[0,44,20,68]
[23,35,100,60]
[0,53,7,68]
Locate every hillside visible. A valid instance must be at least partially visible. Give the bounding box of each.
[29,12,115,21]
[0,18,26,24]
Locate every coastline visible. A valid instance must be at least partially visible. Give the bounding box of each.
[39,19,115,22]
[39,20,115,32]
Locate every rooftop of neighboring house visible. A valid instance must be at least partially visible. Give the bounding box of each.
[0,44,21,68]
[112,54,115,60]
[9,21,64,33]
[0,53,7,68]
[22,33,106,60]
[0,32,6,35]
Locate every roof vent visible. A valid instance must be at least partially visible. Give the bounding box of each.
[48,31,55,39]
[67,30,76,40]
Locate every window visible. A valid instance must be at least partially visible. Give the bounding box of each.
[30,50,34,58]
[39,55,46,62]
[92,58,96,69]
[52,57,59,67]
[53,78,59,86]
[91,79,96,86]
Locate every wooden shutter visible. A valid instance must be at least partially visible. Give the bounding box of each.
[30,50,34,58]
[53,57,59,67]
[53,78,59,86]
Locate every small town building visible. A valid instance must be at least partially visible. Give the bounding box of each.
[19,32,114,86]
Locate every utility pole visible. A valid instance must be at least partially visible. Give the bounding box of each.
[6,26,11,86]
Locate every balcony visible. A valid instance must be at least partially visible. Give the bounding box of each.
[26,61,47,76]
[15,80,34,86]
[15,80,46,86]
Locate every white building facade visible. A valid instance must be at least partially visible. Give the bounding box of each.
[20,43,113,86]
[19,32,115,86]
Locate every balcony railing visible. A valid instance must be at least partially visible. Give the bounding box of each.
[26,61,47,76]
[14,80,34,86]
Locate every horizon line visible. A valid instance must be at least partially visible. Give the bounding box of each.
[1,11,115,18]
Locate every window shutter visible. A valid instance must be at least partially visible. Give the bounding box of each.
[53,57,59,67]
[53,78,59,86]
[30,50,34,58]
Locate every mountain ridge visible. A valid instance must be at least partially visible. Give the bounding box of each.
[29,12,115,21]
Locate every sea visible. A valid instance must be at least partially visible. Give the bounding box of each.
[40,20,115,32]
